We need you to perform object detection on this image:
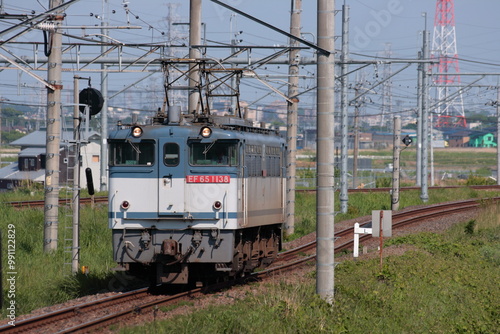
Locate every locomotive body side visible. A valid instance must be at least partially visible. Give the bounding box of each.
[108,120,286,285]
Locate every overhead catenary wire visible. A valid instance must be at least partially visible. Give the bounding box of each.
[0,2,499,125]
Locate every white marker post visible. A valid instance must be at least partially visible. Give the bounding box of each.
[353,223,372,258]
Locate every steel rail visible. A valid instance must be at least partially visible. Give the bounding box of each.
[0,287,150,333]
[296,184,500,194]
[57,288,204,334]
[5,196,108,208]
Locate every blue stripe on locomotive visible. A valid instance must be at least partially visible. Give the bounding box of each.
[108,207,283,220]
[109,210,238,220]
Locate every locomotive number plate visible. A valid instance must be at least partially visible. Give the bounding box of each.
[186,175,231,183]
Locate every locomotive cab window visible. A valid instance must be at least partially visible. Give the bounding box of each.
[163,143,179,166]
[109,140,155,166]
[189,140,238,166]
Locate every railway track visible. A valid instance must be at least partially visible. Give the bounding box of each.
[297,184,500,194]
[5,196,108,208]
[278,197,499,262]
[1,197,497,333]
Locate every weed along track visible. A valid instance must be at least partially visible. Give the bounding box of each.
[1,197,497,333]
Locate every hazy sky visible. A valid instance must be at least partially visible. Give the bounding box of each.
[1,0,499,117]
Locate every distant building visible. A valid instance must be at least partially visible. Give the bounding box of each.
[371,132,393,149]
[446,130,470,147]
[470,132,497,148]
[334,157,372,171]
[0,130,101,191]
[443,129,498,148]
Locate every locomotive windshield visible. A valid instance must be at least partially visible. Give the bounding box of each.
[189,140,238,166]
[108,140,155,166]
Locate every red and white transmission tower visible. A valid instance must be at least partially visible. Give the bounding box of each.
[431,0,466,128]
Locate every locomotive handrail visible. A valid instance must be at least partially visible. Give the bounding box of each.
[223,190,228,227]
[110,191,117,226]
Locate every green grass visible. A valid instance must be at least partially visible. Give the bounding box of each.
[1,187,499,321]
[0,202,113,316]
[326,147,498,171]
[0,186,107,202]
[432,150,497,168]
[360,147,496,164]
[120,204,500,334]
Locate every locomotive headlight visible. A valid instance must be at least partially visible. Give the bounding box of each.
[200,126,212,138]
[131,126,143,138]
[213,201,222,210]
[121,200,130,210]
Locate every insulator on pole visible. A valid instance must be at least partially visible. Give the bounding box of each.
[36,22,57,32]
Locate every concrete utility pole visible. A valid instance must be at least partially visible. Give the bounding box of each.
[420,30,430,203]
[189,0,202,114]
[44,0,64,252]
[416,51,423,186]
[339,3,349,214]
[0,100,2,168]
[230,14,240,115]
[316,0,335,304]
[72,77,81,273]
[352,104,360,187]
[380,43,393,130]
[285,0,302,235]
[430,114,435,186]
[497,83,500,185]
[100,0,109,192]
[391,116,401,211]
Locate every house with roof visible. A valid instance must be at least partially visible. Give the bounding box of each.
[470,132,497,148]
[0,129,101,191]
[446,130,471,148]
[443,128,498,148]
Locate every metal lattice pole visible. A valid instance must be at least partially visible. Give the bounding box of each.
[432,0,466,128]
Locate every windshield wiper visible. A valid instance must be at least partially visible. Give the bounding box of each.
[126,138,141,154]
[202,140,216,155]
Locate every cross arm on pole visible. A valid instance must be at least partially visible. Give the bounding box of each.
[0,52,55,90]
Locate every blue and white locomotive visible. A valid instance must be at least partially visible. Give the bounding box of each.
[108,107,286,285]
